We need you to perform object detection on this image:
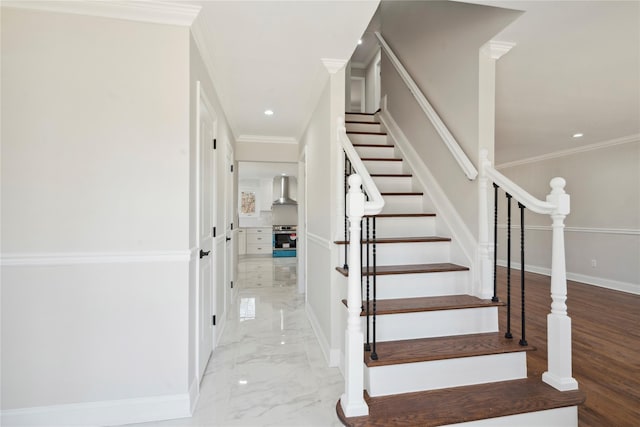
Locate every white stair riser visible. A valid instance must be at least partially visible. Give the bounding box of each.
[375,271,471,299]
[355,145,396,159]
[345,114,377,123]
[371,176,413,193]
[363,160,404,175]
[346,122,382,133]
[380,195,423,213]
[365,352,527,396]
[449,406,578,427]
[373,216,436,238]
[348,133,388,145]
[361,307,499,342]
[338,241,451,266]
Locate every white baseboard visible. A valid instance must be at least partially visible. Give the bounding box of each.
[306,302,339,367]
[496,260,639,295]
[1,393,192,426]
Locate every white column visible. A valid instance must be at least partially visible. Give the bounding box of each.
[340,174,369,416]
[542,177,579,391]
[477,149,493,299]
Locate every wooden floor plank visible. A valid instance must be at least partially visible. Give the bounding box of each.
[495,267,640,427]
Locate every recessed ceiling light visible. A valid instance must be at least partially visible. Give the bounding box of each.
[572,133,584,138]
[358,39,363,45]
[264,109,274,116]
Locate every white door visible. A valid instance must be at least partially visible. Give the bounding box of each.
[197,83,216,381]
[224,145,235,309]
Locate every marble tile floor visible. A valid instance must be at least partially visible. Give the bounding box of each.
[130,256,344,427]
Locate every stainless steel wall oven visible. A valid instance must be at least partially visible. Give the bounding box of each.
[272,225,297,257]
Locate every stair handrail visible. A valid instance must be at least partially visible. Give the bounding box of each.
[478,148,578,392]
[375,31,478,181]
[338,117,385,215]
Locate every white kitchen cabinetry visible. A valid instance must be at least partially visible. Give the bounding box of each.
[237,229,247,255]
[246,227,272,255]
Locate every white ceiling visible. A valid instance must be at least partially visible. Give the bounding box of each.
[187,0,380,143]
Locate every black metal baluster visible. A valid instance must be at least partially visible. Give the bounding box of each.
[370,216,378,360]
[343,153,349,270]
[519,203,528,347]
[492,183,499,302]
[505,193,513,339]
[365,216,371,351]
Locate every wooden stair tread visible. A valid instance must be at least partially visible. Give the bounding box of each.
[334,236,450,245]
[352,143,394,148]
[340,295,505,316]
[361,157,402,161]
[364,213,435,218]
[347,131,387,135]
[336,377,585,427]
[370,174,412,177]
[345,120,381,125]
[336,263,469,277]
[381,192,423,196]
[365,332,536,367]
[346,112,377,116]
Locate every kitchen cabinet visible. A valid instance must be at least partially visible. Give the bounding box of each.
[237,229,247,255]
[246,227,272,255]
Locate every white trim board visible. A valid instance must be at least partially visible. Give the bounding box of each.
[1,0,201,26]
[496,224,640,236]
[0,392,191,427]
[497,134,640,169]
[0,250,192,266]
[236,135,298,145]
[496,260,639,296]
[306,232,333,250]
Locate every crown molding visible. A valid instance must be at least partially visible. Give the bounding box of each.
[481,40,516,60]
[237,135,298,145]
[497,133,640,169]
[321,58,348,74]
[1,1,201,26]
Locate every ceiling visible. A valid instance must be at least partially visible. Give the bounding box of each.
[186,0,380,143]
[352,1,639,164]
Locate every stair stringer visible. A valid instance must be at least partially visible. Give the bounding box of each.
[378,108,486,299]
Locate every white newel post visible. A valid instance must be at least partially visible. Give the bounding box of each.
[542,177,579,391]
[341,174,369,416]
[477,149,493,299]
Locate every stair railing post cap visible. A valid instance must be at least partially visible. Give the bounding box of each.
[348,174,363,188]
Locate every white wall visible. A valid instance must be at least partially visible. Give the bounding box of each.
[364,50,381,113]
[298,67,346,366]
[0,6,198,424]
[379,0,520,238]
[235,142,298,163]
[496,141,640,294]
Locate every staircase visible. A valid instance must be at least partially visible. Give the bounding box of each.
[335,112,585,426]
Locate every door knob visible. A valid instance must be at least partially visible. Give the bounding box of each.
[226,237,231,241]
[199,249,210,258]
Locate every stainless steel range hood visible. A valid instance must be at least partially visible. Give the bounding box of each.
[272,175,297,205]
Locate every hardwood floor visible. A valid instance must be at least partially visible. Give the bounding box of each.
[495,267,640,427]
